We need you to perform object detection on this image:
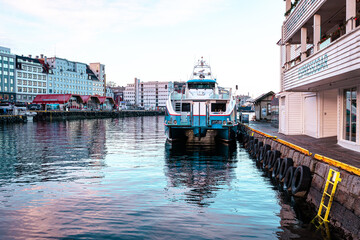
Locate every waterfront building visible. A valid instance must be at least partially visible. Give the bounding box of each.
[89,63,106,95]
[124,78,170,109]
[237,94,253,107]
[278,0,360,151]
[0,46,16,100]
[253,91,274,121]
[106,87,114,98]
[44,57,104,96]
[15,55,48,103]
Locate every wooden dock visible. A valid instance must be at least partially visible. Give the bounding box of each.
[248,121,360,169]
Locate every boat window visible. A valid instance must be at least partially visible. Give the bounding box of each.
[182,103,190,112]
[211,103,226,112]
[188,82,215,89]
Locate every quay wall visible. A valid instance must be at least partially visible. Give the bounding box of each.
[247,128,360,239]
[0,115,27,123]
[33,110,164,122]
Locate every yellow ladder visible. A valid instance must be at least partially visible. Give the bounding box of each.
[311,169,342,238]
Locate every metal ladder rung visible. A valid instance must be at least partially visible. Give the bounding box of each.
[324,192,331,197]
[321,204,328,209]
[327,181,334,185]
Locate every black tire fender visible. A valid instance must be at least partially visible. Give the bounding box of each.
[279,158,293,182]
[263,150,273,169]
[257,146,263,162]
[260,144,271,162]
[268,150,281,171]
[272,158,283,178]
[256,142,263,160]
[291,165,312,196]
[283,166,295,191]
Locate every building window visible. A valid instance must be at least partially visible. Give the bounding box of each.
[344,88,357,142]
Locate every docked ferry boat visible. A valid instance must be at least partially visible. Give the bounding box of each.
[165,58,238,142]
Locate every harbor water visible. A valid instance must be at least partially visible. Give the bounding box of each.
[0,116,330,239]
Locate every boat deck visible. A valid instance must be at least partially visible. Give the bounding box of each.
[248,121,360,169]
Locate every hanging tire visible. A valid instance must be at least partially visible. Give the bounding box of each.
[250,139,258,156]
[255,142,263,160]
[257,146,263,162]
[267,150,281,171]
[291,165,312,197]
[259,144,271,163]
[283,166,295,191]
[263,150,273,169]
[272,158,283,178]
[279,158,293,182]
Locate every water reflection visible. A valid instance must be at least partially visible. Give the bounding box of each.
[164,142,237,207]
[0,120,107,186]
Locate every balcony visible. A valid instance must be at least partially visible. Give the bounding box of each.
[283,0,327,43]
[283,27,360,91]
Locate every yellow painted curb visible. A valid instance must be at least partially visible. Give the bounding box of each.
[314,154,360,176]
[242,123,360,177]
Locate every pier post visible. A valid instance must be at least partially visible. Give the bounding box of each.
[346,0,356,33]
[313,14,321,53]
[301,28,307,61]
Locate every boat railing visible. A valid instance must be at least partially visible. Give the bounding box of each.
[170,90,231,100]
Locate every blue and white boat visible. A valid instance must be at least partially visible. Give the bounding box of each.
[165,58,238,142]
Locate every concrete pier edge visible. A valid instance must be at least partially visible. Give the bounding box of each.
[241,123,360,239]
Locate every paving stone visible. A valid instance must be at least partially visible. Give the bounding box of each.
[343,194,356,212]
[337,207,360,239]
[350,175,360,196]
[353,196,360,217]
[306,186,322,207]
[287,149,295,159]
[298,154,306,165]
[308,158,317,172]
[335,189,347,205]
[311,174,325,192]
[292,152,300,166]
[315,162,330,178]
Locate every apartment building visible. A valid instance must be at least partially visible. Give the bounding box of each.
[45,57,104,96]
[124,78,170,109]
[0,47,15,100]
[279,0,360,151]
[15,55,48,102]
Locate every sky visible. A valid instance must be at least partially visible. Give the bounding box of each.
[0,0,285,98]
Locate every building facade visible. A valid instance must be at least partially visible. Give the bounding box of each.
[0,46,16,100]
[89,63,106,95]
[15,55,48,102]
[45,57,104,96]
[105,87,114,98]
[278,0,360,151]
[253,91,274,121]
[124,78,170,109]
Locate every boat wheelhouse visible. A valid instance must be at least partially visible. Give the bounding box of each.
[165,58,238,142]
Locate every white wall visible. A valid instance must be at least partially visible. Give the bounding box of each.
[320,89,337,137]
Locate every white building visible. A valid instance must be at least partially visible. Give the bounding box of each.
[124,78,170,109]
[45,57,104,96]
[279,0,360,151]
[15,55,48,102]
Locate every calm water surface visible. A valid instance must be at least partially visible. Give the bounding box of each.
[0,117,325,239]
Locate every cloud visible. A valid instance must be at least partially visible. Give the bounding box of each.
[0,0,224,33]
